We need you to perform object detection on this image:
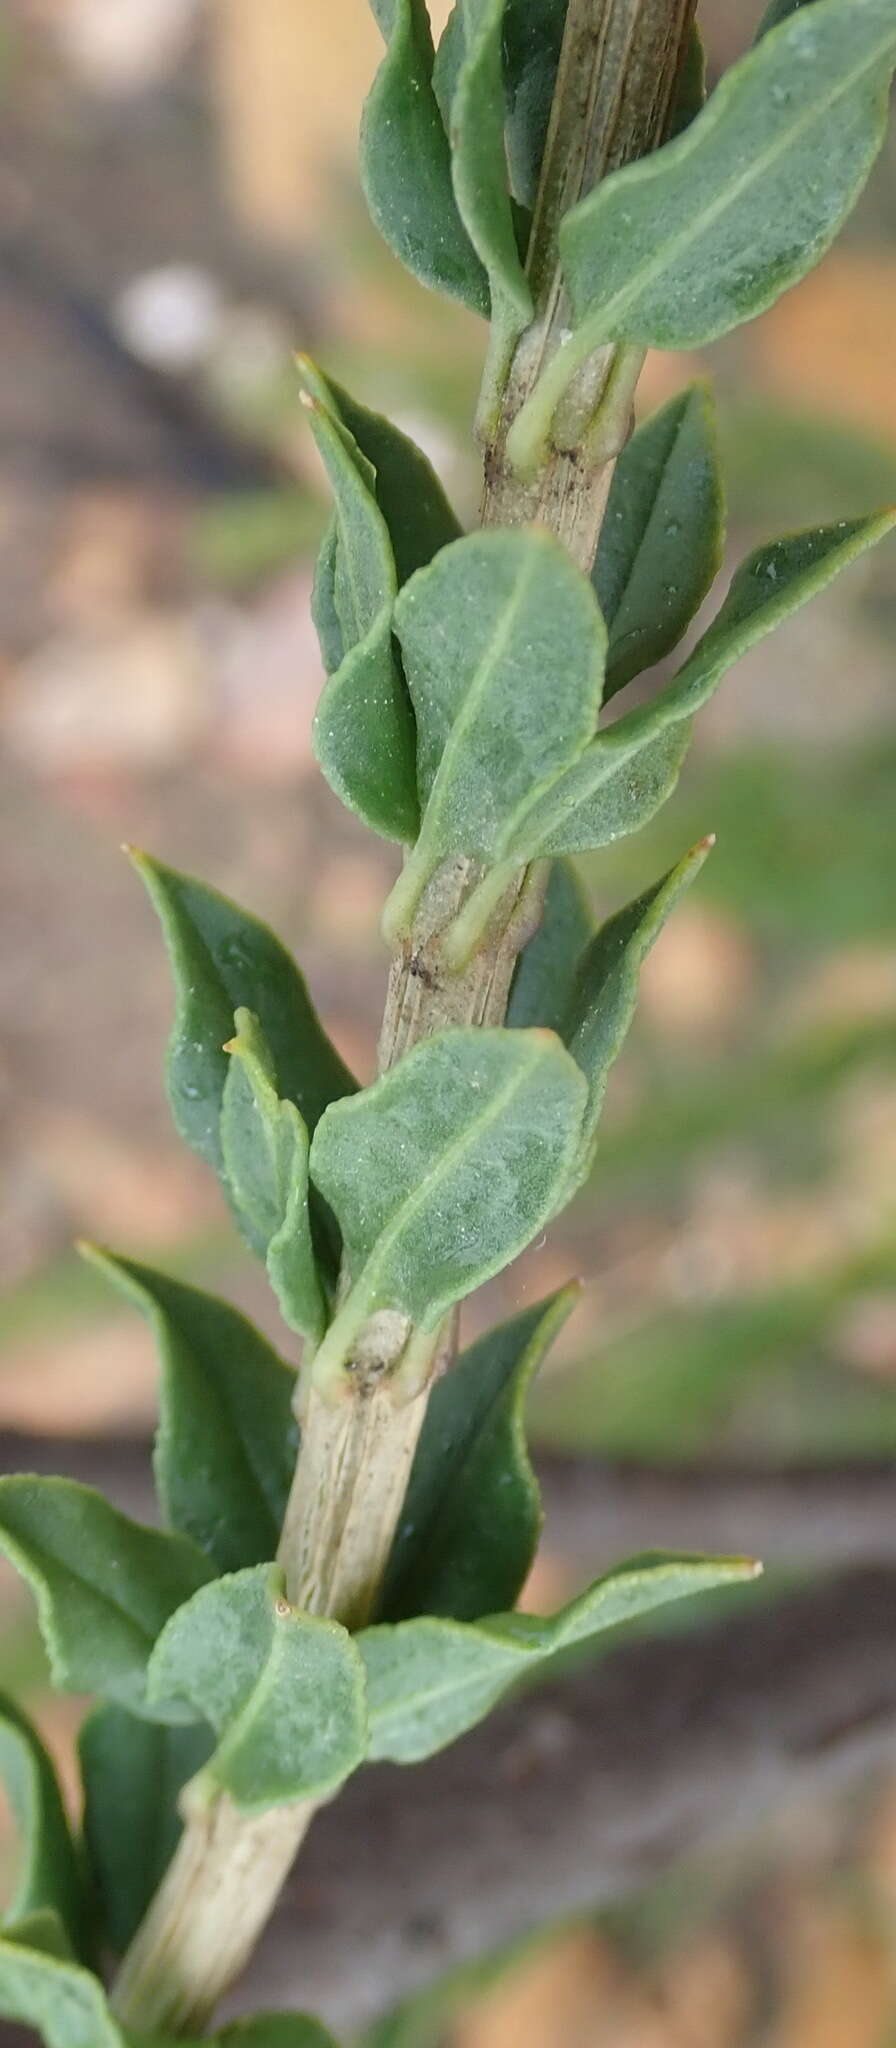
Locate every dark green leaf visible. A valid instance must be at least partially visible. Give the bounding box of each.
[0,1477,212,1718]
[211,2019,339,2048]
[507,859,594,1033]
[384,529,606,938]
[667,24,706,137]
[0,1928,123,2048]
[147,1566,367,1812]
[79,1706,212,1957]
[594,386,724,698]
[131,851,353,1279]
[448,0,533,404]
[0,1697,89,1962]
[308,1029,587,1393]
[502,0,568,209]
[757,0,817,37]
[221,1011,326,1346]
[361,0,488,313]
[311,519,345,673]
[305,364,462,589]
[513,511,896,855]
[297,367,419,845]
[561,0,896,353]
[361,1555,760,1762]
[380,1287,579,1622]
[81,1248,298,1574]
[561,842,711,1187]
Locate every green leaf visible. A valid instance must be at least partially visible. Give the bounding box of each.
[667,24,706,137]
[0,1697,89,1962]
[384,529,606,937]
[502,0,568,210]
[507,859,594,1034]
[308,1028,587,1391]
[0,1477,212,1718]
[757,0,816,37]
[81,1248,298,1574]
[537,723,693,859]
[361,0,488,313]
[303,362,462,590]
[297,368,419,845]
[380,1287,579,1623]
[513,511,896,856]
[131,851,353,1279]
[561,0,896,355]
[593,387,724,698]
[0,1923,124,2047]
[560,842,711,1188]
[79,1706,212,1957]
[147,1566,367,1813]
[211,2019,339,2048]
[221,1011,327,1346]
[312,519,345,673]
[361,1554,760,1763]
[447,0,533,401]
[650,513,896,730]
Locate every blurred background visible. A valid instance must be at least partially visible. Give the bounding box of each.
[1,1,895,2042]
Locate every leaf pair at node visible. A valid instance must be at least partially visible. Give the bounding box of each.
[506,0,896,465]
[0,1695,337,2043]
[378,404,893,942]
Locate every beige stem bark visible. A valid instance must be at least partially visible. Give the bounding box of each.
[111,2,695,2033]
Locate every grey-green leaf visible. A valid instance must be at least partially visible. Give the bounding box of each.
[361,1554,760,1763]
[381,1287,579,1623]
[0,1477,213,1718]
[221,1011,327,1346]
[298,370,419,845]
[507,859,594,1034]
[513,511,896,856]
[308,1028,587,1390]
[361,0,488,313]
[0,1697,89,1962]
[79,1706,212,1956]
[560,0,896,356]
[384,529,606,937]
[147,1566,367,1812]
[448,0,533,397]
[594,386,724,698]
[0,1928,124,2048]
[131,851,353,1279]
[561,842,711,1188]
[78,1248,297,1574]
[513,720,692,859]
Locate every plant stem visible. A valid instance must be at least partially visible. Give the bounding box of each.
[482,0,697,548]
[112,4,696,2034]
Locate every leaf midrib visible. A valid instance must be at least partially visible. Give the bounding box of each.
[343,1038,566,1321]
